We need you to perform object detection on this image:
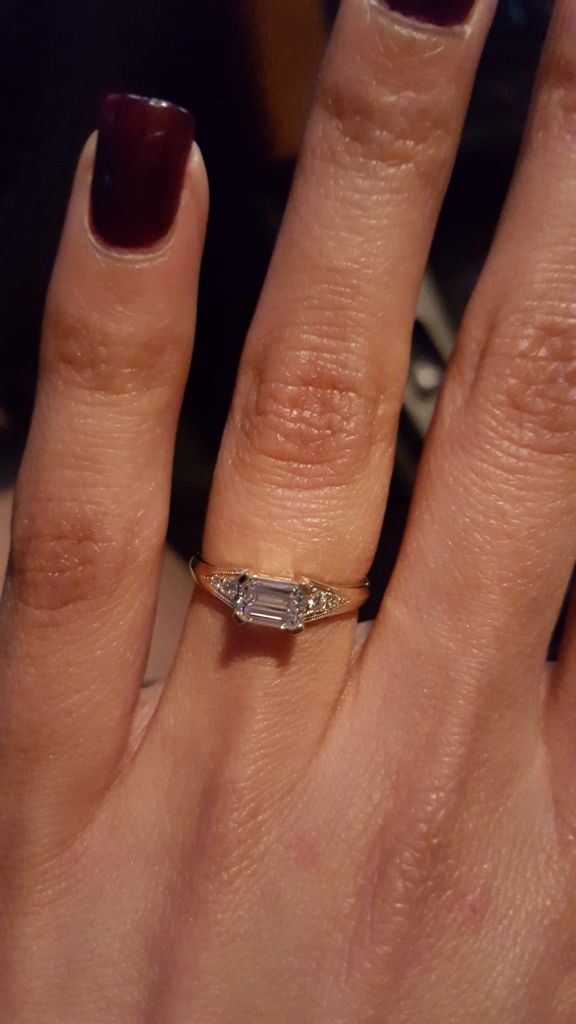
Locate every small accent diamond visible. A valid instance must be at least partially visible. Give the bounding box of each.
[211,573,241,604]
[305,585,345,618]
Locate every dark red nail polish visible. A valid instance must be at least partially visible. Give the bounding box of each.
[90,94,195,250]
[383,0,475,26]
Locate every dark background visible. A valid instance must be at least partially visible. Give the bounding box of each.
[0,0,559,622]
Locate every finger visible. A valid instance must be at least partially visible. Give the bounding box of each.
[205,0,495,582]
[370,0,576,723]
[162,0,497,771]
[0,95,207,811]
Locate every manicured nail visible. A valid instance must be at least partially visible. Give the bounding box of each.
[90,94,195,249]
[381,0,476,26]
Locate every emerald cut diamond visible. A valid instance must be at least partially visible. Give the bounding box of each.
[234,575,306,631]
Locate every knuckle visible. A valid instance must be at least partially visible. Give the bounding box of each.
[236,337,392,488]
[314,64,451,181]
[347,792,465,978]
[8,493,164,616]
[9,502,126,614]
[43,296,185,399]
[477,302,576,458]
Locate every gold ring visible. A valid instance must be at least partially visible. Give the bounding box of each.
[190,556,369,632]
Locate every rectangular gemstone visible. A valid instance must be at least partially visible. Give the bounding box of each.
[235,576,304,631]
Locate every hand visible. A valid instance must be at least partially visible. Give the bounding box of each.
[2,0,576,1020]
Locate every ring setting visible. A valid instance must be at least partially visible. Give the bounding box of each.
[191,557,369,632]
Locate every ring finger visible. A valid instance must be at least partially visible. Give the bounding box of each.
[165,0,497,757]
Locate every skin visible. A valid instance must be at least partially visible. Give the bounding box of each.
[1,0,576,1020]
[0,490,193,683]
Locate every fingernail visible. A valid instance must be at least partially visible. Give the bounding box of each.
[380,0,476,27]
[90,94,195,250]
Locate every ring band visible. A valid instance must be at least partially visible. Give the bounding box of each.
[190,556,369,632]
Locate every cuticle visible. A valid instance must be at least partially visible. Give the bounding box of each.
[366,0,475,34]
[85,209,177,265]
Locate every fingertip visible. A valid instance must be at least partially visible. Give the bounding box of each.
[88,94,195,251]
[60,108,209,276]
[183,140,210,234]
